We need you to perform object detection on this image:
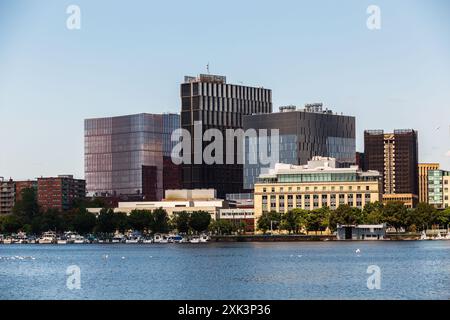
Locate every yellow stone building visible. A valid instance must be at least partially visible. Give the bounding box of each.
[254,157,382,224]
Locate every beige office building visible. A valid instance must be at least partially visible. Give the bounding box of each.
[254,157,382,223]
[418,163,439,203]
[88,189,227,220]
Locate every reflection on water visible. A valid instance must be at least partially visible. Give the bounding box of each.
[0,241,449,300]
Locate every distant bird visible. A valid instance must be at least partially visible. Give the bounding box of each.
[355,249,361,254]
[121,256,126,260]
[102,254,109,260]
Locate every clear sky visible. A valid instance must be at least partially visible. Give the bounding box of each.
[1,0,450,180]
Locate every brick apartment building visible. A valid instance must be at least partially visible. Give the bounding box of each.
[37,175,86,212]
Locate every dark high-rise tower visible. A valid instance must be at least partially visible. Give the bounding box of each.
[180,74,272,198]
[364,129,419,196]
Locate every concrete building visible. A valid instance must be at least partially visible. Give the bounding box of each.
[243,103,356,189]
[0,178,15,215]
[364,129,419,207]
[85,113,180,200]
[428,169,450,209]
[180,74,272,198]
[37,175,86,212]
[97,189,227,221]
[418,163,440,203]
[336,224,386,240]
[253,157,382,224]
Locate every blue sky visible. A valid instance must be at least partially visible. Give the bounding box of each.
[1,0,450,180]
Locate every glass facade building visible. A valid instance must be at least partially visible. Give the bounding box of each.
[243,104,356,189]
[84,113,180,200]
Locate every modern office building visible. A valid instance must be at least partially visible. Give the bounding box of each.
[37,175,86,212]
[364,129,419,207]
[84,113,181,200]
[428,169,450,209]
[243,104,356,189]
[180,74,272,198]
[0,178,15,215]
[253,157,382,225]
[418,163,440,204]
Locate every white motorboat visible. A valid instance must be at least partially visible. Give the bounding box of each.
[38,231,57,244]
[142,238,153,244]
[3,237,14,244]
[189,236,200,243]
[57,238,68,244]
[112,234,125,243]
[200,234,210,243]
[153,234,169,243]
[73,236,87,244]
[125,237,141,244]
[64,232,84,244]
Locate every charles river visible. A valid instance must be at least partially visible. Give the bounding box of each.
[0,241,449,300]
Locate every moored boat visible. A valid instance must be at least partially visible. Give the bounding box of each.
[38,231,57,244]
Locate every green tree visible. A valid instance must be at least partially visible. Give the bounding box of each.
[151,208,170,233]
[209,219,234,235]
[411,202,438,229]
[329,205,362,231]
[306,208,330,234]
[281,210,299,234]
[0,215,22,234]
[95,208,116,234]
[72,209,97,235]
[172,211,191,234]
[113,212,129,233]
[257,211,281,234]
[128,210,152,233]
[189,211,211,233]
[436,208,450,227]
[38,209,64,232]
[257,212,271,234]
[383,201,408,231]
[362,201,384,224]
[12,187,39,224]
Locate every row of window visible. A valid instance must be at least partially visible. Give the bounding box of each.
[182,82,272,103]
[261,185,372,193]
[261,193,372,211]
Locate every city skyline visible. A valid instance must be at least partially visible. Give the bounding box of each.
[1,0,450,180]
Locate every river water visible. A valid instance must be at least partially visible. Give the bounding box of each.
[0,241,449,300]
